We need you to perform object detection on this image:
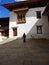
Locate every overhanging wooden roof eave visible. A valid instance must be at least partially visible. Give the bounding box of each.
[0,17,9,22]
[2,0,49,11]
[2,1,28,11]
[42,1,49,15]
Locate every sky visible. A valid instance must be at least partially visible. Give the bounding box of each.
[0,0,26,18]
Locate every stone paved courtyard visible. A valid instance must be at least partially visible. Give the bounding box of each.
[0,38,49,65]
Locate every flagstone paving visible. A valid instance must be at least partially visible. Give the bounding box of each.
[0,39,49,65]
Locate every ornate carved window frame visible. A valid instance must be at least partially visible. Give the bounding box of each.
[13,7,29,24]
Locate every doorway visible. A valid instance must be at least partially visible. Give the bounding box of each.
[13,28,17,36]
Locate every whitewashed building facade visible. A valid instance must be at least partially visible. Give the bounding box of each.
[2,1,49,39]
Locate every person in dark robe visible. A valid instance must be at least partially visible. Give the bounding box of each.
[23,33,26,42]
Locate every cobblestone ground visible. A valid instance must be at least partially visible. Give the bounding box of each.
[0,39,49,65]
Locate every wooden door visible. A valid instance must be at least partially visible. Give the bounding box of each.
[13,28,17,36]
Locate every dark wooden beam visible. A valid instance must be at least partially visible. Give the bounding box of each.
[2,0,49,11]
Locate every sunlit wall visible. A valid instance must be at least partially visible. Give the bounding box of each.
[9,7,49,39]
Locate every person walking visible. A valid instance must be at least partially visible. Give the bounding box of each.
[23,33,26,42]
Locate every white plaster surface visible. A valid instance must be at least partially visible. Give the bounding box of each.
[9,7,49,39]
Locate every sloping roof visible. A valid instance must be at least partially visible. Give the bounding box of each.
[2,0,49,11]
[0,17,9,22]
[43,1,49,15]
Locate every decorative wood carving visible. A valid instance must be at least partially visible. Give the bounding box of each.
[13,7,29,24]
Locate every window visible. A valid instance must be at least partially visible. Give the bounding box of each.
[17,14,26,24]
[37,25,42,34]
[13,7,28,24]
[36,11,41,19]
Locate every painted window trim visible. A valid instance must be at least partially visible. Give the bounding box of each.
[17,14,26,24]
[37,25,42,34]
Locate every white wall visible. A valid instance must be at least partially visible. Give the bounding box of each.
[9,7,49,39]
